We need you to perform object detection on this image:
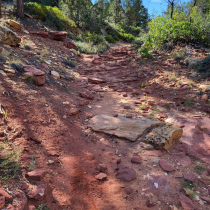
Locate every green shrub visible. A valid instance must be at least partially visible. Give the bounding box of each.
[147,7,210,48]
[138,46,153,58]
[85,32,104,44]
[25,2,76,31]
[74,41,110,54]
[105,35,116,43]
[65,59,76,67]
[119,31,136,43]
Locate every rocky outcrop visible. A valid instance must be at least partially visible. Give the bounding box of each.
[48,31,68,41]
[88,114,161,141]
[144,125,183,150]
[23,65,45,86]
[0,26,21,46]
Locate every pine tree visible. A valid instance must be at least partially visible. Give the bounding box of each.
[123,0,148,27]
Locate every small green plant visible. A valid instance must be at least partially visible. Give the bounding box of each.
[182,180,195,189]
[194,165,206,174]
[149,109,161,119]
[35,204,50,210]
[138,46,153,59]
[165,103,170,109]
[140,104,148,110]
[4,110,8,120]
[184,98,193,106]
[189,81,194,86]
[170,73,177,81]
[141,82,144,88]
[145,81,148,86]
[27,156,37,171]
[171,50,186,61]
[177,80,182,85]
[0,142,21,182]
[64,59,76,67]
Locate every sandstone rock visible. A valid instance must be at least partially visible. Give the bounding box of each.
[23,65,45,85]
[199,176,210,185]
[28,205,36,210]
[0,26,21,46]
[28,183,47,200]
[0,70,8,77]
[183,173,197,182]
[116,168,136,182]
[0,194,5,209]
[38,63,48,70]
[144,125,183,150]
[199,85,210,92]
[88,114,161,141]
[201,196,210,204]
[4,67,15,74]
[200,126,207,131]
[68,108,80,116]
[12,190,28,210]
[88,77,106,84]
[48,31,68,41]
[64,40,77,49]
[96,163,107,173]
[25,170,46,181]
[147,100,155,105]
[5,204,15,210]
[179,194,196,210]
[0,188,12,201]
[30,31,48,38]
[131,156,142,164]
[95,173,107,180]
[159,159,175,172]
[51,71,60,79]
[79,92,95,100]
[146,150,163,157]
[10,20,22,30]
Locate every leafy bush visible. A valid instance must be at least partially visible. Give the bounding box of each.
[132,38,144,49]
[138,46,153,58]
[105,35,116,43]
[85,33,104,44]
[74,41,110,54]
[147,7,210,48]
[25,2,76,31]
[119,29,136,43]
[65,59,76,67]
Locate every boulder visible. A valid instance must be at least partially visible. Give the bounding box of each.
[29,31,48,38]
[0,26,21,46]
[27,183,47,200]
[199,85,210,92]
[25,170,46,181]
[48,31,68,41]
[179,194,196,210]
[89,114,161,141]
[10,20,22,30]
[116,168,136,182]
[144,125,183,150]
[23,65,45,86]
[64,40,77,49]
[51,71,60,79]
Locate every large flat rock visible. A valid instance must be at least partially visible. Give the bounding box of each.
[88,114,161,141]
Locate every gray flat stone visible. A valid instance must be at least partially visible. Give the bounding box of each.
[88,114,161,141]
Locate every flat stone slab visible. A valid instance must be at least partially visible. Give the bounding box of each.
[88,114,161,141]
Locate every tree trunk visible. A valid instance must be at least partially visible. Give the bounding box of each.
[170,1,174,19]
[17,0,24,18]
[0,0,2,18]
